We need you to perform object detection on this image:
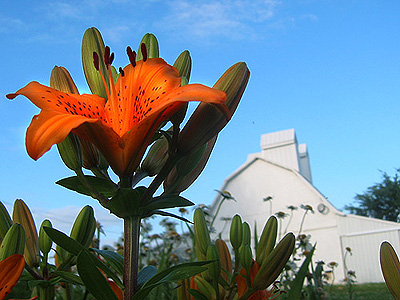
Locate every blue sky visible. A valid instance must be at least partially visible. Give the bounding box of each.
[1,0,399,245]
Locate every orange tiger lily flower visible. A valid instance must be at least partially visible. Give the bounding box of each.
[7,46,227,178]
[236,260,278,300]
[0,254,25,299]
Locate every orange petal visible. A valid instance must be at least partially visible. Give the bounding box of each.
[7,81,105,117]
[107,58,226,137]
[26,110,97,160]
[236,260,261,298]
[0,254,25,299]
[107,280,123,300]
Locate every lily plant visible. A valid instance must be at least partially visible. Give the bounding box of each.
[6,27,249,299]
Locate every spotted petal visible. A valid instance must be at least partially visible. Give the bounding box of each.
[0,254,25,299]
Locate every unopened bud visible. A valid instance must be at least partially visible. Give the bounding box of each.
[0,224,25,261]
[141,135,169,176]
[70,206,96,249]
[50,66,79,94]
[216,239,232,281]
[136,33,159,61]
[205,244,221,281]
[164,136,216,193]
[12,199,39,267]
[230,215,243,250]
[82,27,109,99]
[178,62,249,154]
[57,134,83,171]
[39,219,53,256]
[239,244,253,271]
[194,209,211,261]
[0,202,12,242]
[253,232,295,290]
[256,216,277,266]
[193,275,216,300]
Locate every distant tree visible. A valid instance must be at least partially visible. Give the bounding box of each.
[345,169,400,222]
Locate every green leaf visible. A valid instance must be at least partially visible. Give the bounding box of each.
[152,210,193,223]
[108,187,147,218]
[189,289,208,300]
[43,227,83,255]
[90,250,124,289]
[77,250,119,300]
[286,244,316,300]
[57,176,118,197]
[91,248,124,276]
[138,265,157,289]
[142,194,194,211]
[53,270,84,285]
[28,280,49,290]
[132,261,210,300]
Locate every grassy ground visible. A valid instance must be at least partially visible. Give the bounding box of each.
[329,283,393,300]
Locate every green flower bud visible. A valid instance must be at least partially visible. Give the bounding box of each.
[50,66,79,94]
[206,244,221,280]
[256,216,278,266]
[239,244,253,271]
[79,136,100,170]
[0,223,25,261]
[216,239,232,282]
[242,221,251,246]
[0,202,12,242]
[170,50,192,126]
[194,209,211,261]
[82,27,110,100]
[178,62,250,154]
[252,233,295,290]
[56,133,83,171]
[50,66,84,172]
[39,219,53,256]
[141,135,169,176]
[70,206,96,249]
[193,275,216,300]
[12,199,39,268]
[173,50,192,81]
[164,136,216,193]
[230,214,243,250]
[136,33,159,61]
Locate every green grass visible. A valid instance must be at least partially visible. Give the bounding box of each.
[329,283,393,300]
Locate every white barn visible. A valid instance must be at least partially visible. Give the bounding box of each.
[210,129,400,283]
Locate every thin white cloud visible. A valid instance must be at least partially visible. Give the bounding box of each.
[0,15,25,34]
[157,0,280,41]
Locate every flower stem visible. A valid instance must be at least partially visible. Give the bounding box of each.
[123,216,141,300]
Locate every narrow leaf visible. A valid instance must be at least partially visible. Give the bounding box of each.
[53,270,84,285]
[138,265,157,289]
[77,250,119,300]
[286,244,316,300]
[143,195,194,211]
[189,289,208,300]
[43,227,83,255]
[132,262,210,300]
[91,248,124,276]
[57,176,118,197]
[152,210,193,223]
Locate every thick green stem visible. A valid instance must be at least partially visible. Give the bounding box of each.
[123,216,141,300]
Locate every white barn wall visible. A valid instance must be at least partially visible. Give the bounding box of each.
[210,129,400,284]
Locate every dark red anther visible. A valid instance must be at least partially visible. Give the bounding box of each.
[127,46,136,67]
[119,67,125,77]
[141,43,147,62]
[109,52,115,65]
[93,52,100,71]
[104,46,111,65]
